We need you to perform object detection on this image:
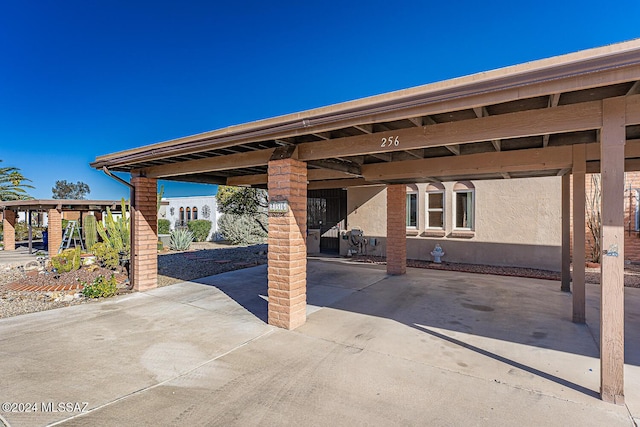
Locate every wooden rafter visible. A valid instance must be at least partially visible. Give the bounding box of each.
[306,159,362,176]
[408,117,423,127]
[445,145,461,155]
[353,124,373,134]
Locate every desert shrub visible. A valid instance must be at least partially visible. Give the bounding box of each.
[218,214,267,245]
[170,228,194,251]
[82,274,118,298]
[83,215,98,250]
[187,220,211,242]
[51,247,81,273]
[158,219,171,235]
[91,242,119,269]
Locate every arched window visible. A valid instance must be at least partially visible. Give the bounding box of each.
[179,207,185,225]
[453,182,475,229]
[426,183,445,229]
[192,207,198,220]
[186,207,191,222]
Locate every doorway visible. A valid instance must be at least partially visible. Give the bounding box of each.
[307,189,347,253]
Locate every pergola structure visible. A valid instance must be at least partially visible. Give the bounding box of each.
[92,39,640,403]
[0,199,121,254]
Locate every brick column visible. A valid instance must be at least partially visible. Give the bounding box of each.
[387,184,407,275]
[47,209,62,255]
[267,158,307,330]
[2,210,16,251]
[131,176,158,292]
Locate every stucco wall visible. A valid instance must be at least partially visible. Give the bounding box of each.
[343,177,562,271]
[160,196,218,241]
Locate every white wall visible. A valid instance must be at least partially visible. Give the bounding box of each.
[160,195,218,241]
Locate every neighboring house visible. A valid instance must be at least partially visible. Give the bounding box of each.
[159,195,218,241]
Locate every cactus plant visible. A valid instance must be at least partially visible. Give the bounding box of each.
[83,214,98,251]
[170,228,194,251]
[97,199,130,256]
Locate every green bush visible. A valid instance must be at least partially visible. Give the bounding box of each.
[91,242,119,269]
[51,247,81,273]
[158,219,171,235]
[82,274,118,298]
[218,214,267,245]
[187,220,211,242]
[170,228,194,251]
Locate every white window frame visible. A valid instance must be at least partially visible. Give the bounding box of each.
[406,192,418,229]
[453,189,475,230]
[426,190,445,229]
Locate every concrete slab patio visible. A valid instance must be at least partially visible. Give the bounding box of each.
[0,259,638,426]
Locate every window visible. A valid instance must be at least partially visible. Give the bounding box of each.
[426,184,445,229]
[406,193,417,228]
[179,207,185,224]
[186,207,191,222]
[193,207,198,220]
[453,182,475,229]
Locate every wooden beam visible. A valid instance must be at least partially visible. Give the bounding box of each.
[491,140,501,152]
[370,153,393,162]
[405,149,424,159]
[572,144,586,321]
[362,144,574,181]
[408,117,423,127]
[144,149,275,178]
[561,173,571,292]
[424,116,437,125]
[600,97,626,405]
[542,134,550,147]
[297,97,613,161]
[353,124,373,134]
[227,168,354,186]
[500,172,511,179]
[312,132,331,140]
[557,168,571,176]
[306,159,362,176]
[446,145,461,155]
[307,178,372,190]
[627,81,640,96]
[549,93,561,108]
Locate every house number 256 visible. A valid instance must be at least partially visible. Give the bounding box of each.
[381,136,399,148]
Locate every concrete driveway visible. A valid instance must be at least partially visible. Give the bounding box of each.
[0,259,638,426]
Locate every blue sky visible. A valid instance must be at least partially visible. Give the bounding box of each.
[1,1,639,200]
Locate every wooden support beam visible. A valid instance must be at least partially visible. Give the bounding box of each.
[572,144,586,320]
[561,173,571,292]
[600,97,626,405]
[549,93,561,108]
[557,168,571,176]
[370,153,393,162]
[491,140,501,152]
[405,149,424,159]
[297,97,612,161]
[424,116,437,125]
[362,144,574,181]
[627,81,640,96]
[307,178,372,190]
[353,124,373,134]
[500,172,511,179]
[306,159,362,176]
[312,132,331,140]
[144,149,275,178]
[446,145,461,155]
[542,134,550,147]
[408,117,423,127]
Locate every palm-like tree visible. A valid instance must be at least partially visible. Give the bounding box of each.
[0,161,34,201]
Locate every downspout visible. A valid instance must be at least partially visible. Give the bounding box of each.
[102,167,135,290]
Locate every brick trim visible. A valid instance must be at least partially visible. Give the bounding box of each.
[3,210,16,251]
[131,176,158,291]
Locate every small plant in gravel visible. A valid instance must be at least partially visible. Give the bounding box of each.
[170,228,194,251]
[51,247,81,273]
[187,219,211,242]
[91,242,119,269]
[82,274,118,298]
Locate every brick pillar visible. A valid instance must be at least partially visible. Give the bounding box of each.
[3,210,16,251]
[131,176,158,292]
[387,184,407,275]
[267,158,307,330]
[47,209,62,255]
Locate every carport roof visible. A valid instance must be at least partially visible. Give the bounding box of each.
[91,39,640,188]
